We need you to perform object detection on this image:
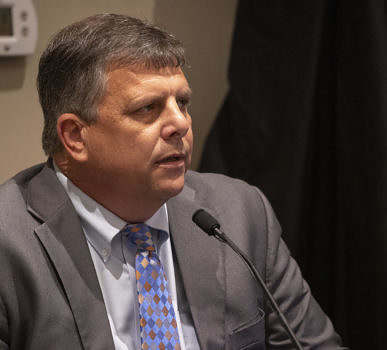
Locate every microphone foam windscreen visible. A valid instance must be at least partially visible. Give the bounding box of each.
[192,209,220,235]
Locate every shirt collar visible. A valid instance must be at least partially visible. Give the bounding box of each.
[54,163,170,262]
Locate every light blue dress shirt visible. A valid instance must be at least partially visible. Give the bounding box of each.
[55,167,200,350]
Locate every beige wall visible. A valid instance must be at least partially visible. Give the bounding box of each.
[0,0,237,183]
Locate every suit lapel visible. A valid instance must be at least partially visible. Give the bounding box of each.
[167,183,226,349]
[27,164,115,350]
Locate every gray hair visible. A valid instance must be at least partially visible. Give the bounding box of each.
[37,13,186,156]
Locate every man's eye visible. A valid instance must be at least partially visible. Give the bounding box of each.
[177,98,190,111]
[136,104,155,114]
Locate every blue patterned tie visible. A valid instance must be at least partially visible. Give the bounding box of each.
[124,223,181,350]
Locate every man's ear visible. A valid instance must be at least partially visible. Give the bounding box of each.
[56,113,88,162]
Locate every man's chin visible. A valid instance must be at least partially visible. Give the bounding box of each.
[154,176,186,201]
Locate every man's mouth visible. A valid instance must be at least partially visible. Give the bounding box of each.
[156,153,186,166]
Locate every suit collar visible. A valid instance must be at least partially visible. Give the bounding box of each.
[26,160,69,222]
[167,176,226,349]
[26,162,115,350]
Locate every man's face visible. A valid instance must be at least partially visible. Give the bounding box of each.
[82,65,193,206]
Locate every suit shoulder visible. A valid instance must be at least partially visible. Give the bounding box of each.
[186,170,255,192]
[185,170,266,203]
[184,170,278,233]
[0,163,45,230]
[0,162,45,194]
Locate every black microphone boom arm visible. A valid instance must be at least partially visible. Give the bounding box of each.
[192,209,303,350]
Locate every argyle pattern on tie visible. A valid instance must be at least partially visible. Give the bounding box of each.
[124,223,181,350]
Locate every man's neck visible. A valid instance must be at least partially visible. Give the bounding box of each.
[53,155,164,223]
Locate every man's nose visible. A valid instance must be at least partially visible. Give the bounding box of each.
[161,99,190,139]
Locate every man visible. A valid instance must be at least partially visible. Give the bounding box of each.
[0,14,343,349]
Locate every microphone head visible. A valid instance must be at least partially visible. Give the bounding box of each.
[192,209,220,236]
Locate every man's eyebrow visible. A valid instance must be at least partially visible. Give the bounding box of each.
[124,85,193,108]
[178,87,193,99]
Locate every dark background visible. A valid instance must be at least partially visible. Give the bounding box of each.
[200,1,387,349]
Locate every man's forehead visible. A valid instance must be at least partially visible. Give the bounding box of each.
[104,65,191,95]
[107,64,186,79]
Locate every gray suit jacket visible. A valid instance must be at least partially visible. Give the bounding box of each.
[0,163,342,349]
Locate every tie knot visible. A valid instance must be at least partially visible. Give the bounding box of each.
[124,223,156,252]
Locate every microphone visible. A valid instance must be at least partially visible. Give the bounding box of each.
[192,209,304,350]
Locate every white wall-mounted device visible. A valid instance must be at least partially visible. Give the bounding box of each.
[0,0,37,56]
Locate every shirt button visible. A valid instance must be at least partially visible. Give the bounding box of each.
[101,248,109,257]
